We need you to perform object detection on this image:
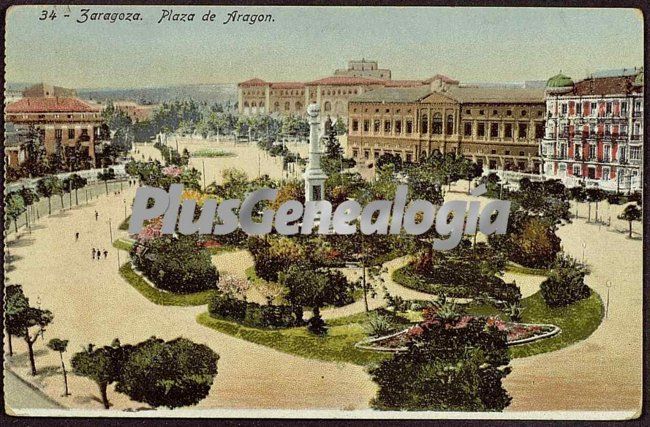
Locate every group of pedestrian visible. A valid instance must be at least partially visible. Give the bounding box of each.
[92,248,109,260]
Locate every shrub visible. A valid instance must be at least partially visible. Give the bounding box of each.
[115,337,219,409]
[540,255,590,308]
[363,312,395,337]
[369,316,511,411]
[208,294,295,328]
[132,235,218,293]
[208,294,247,322]
[509,217,561,269]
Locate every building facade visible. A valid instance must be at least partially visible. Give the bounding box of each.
[5,97,106,168]
[238,76,430,119]
[540,68,643,192]
[333,59,391,79]
[237,61,429,119]
[347,77,546,172]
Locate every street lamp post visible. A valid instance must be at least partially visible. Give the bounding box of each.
[581,241,587,265]
[605,280,612,319]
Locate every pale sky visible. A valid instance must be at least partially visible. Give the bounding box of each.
[5,5,644,89]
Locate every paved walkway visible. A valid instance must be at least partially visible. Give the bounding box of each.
[4,184,376,412]
[4,168,642,414]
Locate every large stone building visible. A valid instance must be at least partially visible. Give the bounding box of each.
[22,83,77,98]
[333,59,391,79]
[5,95,106,168]
[346,76,546,172]
[237,61,430,119]
[540,68,643,192]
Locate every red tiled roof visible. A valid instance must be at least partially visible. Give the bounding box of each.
[424,74,459,84]
[6,97,101,113]
[238,78,267,87]
[384,80,427,87]
[572,75,638,96]
[270,82,305,89]
[305,76,387,86]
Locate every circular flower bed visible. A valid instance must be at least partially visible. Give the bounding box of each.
[356,318,560,353]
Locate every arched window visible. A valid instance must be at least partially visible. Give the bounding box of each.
[420,114,428,134]
[284,101,290,111]
[274,101,280,111]
[295,101,303,112]
[432,113,443,134]
[324,101,332,112]
[259,101,265,108]
[446,114,454,135]
[243,101,249,108]
[251,101,257,108]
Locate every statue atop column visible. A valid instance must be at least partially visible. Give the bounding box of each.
[304,104,328,202]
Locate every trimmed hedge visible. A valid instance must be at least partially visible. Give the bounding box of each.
[393,264,521,304]
[208,294,295,328]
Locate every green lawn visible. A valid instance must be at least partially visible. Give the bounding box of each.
[191,149,236,158]
[505,262,551,276]
[196,310,390,366]
[119,262,216,306]
[113,238,135,252]
[508,290,603,358]
[196,285,603,365]
[465,289,603,358]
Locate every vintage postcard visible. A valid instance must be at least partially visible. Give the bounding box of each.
[2,4,644,420]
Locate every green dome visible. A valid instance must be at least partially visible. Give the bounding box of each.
[634,68,643,86]
[546,73,574,88]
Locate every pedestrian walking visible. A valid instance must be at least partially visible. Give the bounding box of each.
[95,211,99,221]
[103,250,108,259]
[75,232,79,242]
[92,248,96,260]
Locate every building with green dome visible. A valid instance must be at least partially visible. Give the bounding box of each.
[540,68,643,193]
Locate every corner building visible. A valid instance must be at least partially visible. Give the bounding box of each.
[540,68,643,192]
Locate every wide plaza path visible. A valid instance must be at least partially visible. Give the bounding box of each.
[503,208,643,414]
[4,185,376,412]
[4,153,642,414]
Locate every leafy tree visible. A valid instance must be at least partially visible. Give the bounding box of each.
[115,337,219,409]
[540,254,590,308]
[97,168,116,194]
[5,192,25,233]
[464,160,484,193]
[71,339,127,409]
[278,265,352,330]
[36,176,63,215]
[370,313,511,411]
[131,235,219,293]
[334,117,347,135]
[585,187,607,223]
[10,299,54,375]
[376,153,404,173]
[21,125,49,177]
[19,187,39,230]
[618,204,642,238]
[65,174,88,205]
[47,338,70,396]
[5,284,30,356]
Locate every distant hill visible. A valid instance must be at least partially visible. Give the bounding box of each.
[77,84,238,105]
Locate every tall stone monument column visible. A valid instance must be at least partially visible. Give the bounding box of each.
[304,103,328,201]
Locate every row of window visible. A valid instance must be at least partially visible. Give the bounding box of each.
[244,88,363,97]
[556,99,643,117]
[464,108,542,118]
[8,113,99,120]
[551,144,641,162]
[351,107,414,114]
[53,128,92,140]
[463,122,544,139]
